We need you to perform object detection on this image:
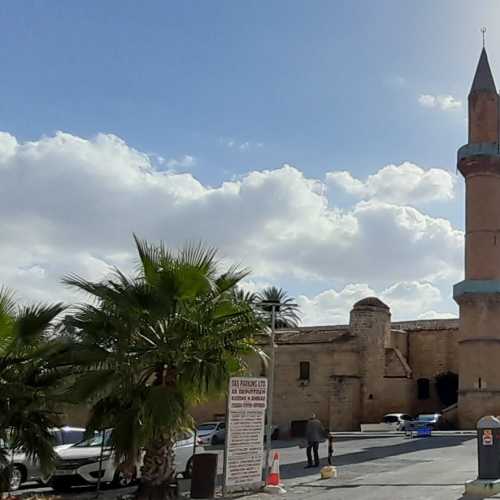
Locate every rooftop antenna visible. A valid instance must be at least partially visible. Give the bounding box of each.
[481,27,487,49]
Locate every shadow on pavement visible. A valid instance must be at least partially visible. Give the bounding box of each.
[280,435,474,480]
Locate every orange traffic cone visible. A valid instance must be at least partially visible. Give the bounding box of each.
[267,452,281,486]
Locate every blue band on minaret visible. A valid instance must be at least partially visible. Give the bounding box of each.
[454,279,500,299]
[458,143,500,161]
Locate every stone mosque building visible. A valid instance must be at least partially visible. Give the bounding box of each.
[194,47,500,432]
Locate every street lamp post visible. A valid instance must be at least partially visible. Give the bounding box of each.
[259,300,297,483]
[263,303,277,483]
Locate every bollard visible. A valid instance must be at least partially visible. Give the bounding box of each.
[464,415,500,496]
[477,416,500,480]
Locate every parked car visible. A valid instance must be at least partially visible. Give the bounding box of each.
[414,413,444,429]
[197,422,226,445]
[197,421,279,445]
[382,413,414,430]
[50,429,203,491]
[4,426,86,491]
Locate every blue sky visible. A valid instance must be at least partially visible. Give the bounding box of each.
[0,1,493,181]
[0,1,499,323]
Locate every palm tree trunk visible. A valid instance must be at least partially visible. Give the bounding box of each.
[136,432,176,500]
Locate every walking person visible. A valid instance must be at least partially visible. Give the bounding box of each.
[305,413,325,468]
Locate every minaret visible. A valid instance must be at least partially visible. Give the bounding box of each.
[455,46,500,428]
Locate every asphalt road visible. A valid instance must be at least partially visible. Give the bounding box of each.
[12,434,481,500]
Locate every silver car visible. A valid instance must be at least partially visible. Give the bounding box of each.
[5,426,86,491]
[197,422,226,445]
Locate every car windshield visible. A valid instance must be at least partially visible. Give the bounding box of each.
[198,424,217,431]
[418,415,437,422]
[74,430,111,448]
[383,416,399,423]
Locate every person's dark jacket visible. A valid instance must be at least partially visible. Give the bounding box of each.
[305,418,325,444]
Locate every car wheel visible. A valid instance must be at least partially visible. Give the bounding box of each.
[183,457,193,479]
[8,465,24,491]
[211,435,219,446]
[113,467,136,488]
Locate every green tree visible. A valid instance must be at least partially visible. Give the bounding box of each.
[0,287,65,489]
[257,286,300,328]
[63,237,265,500]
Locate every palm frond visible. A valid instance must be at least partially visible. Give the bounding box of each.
[13,302,65,347]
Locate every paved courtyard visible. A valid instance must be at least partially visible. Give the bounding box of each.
[13,433,495,500]
[253,434,482,500]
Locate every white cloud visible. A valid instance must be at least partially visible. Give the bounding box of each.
[380,281,441,318]
[239,279,273,296]
[220,138,263,151]
[164,155,196,168]
[297,284,375,325]
[0,131,463,319]
[418,94,462,111]
[417,310,456,320]
[418,94,437,108]
[327,162,455,205]
[298,280,453,325]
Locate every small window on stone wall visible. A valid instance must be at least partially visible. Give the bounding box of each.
[417,378,430,400]
[299,361,310,381]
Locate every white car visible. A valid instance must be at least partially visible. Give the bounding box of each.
[382,413,414,430]
[50,430,203,491]
[197,421,279,445]
[197,422,226,445]
[4,426,87,491]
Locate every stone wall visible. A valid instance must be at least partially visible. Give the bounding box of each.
[272,339,359,434]
[191,315,462,431]
[407,324,459,414]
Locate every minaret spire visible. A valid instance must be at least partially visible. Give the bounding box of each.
[470,46,496,93]
[468,45,499,144]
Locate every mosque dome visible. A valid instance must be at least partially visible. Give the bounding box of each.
[352,297,389,310]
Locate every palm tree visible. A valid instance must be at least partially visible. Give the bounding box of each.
[0,287,65,489]
[257,286,300,329]
[62,237,265,500]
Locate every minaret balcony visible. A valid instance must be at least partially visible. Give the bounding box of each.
[454,279,500,303]
[457,143,500,176]
[458,142,500,161]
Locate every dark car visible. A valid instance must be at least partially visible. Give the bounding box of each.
[410,413,444,430]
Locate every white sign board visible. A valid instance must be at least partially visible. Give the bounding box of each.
[224,377,268,490]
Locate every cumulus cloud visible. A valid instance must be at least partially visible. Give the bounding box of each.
[418,94,462,110]
[0,131,463,319]
[326,162,455,205]
[163,155,196,168]
[298,281,454,325]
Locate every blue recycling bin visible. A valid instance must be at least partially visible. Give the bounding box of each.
[416,425,431,437]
